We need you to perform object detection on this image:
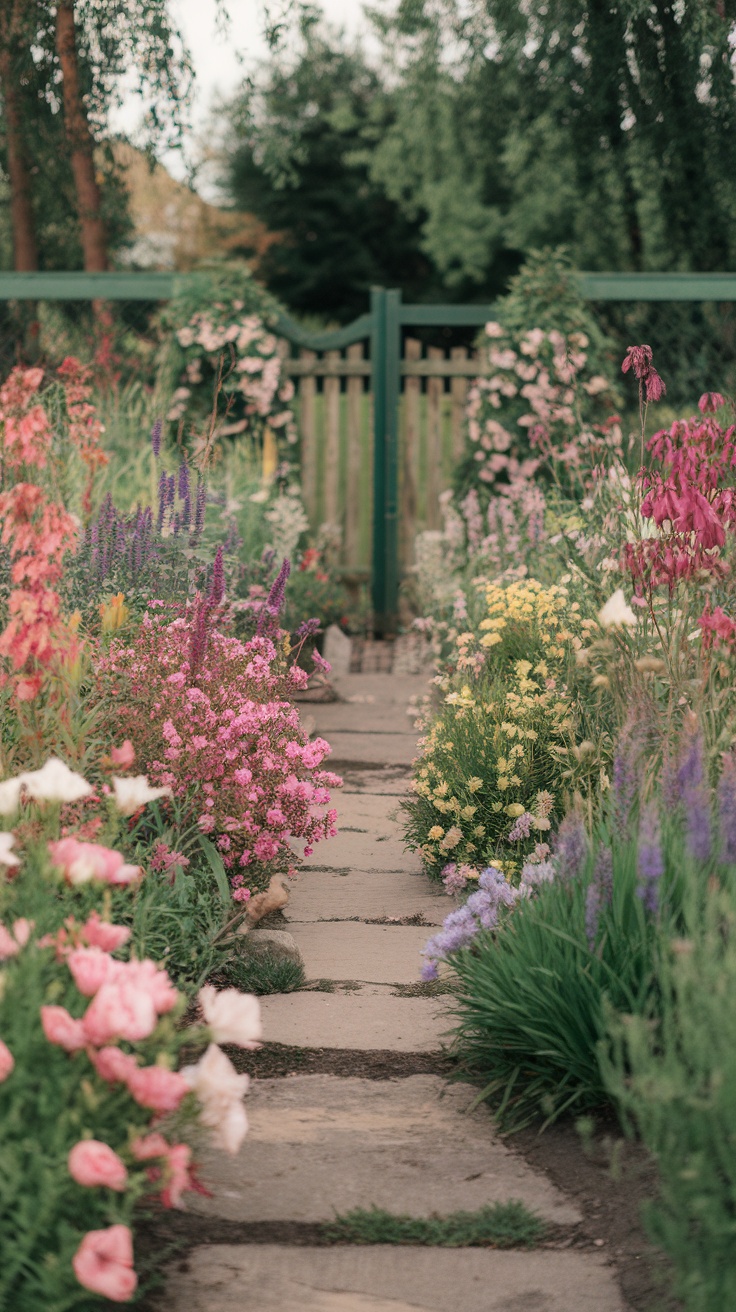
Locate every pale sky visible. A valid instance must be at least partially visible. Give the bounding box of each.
[114,0,373,191]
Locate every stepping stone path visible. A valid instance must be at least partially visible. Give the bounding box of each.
[163,671,629,1312]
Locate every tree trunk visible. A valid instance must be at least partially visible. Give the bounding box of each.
[55,0,107,271]
[0,2,38,270]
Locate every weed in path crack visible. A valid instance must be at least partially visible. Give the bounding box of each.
[321,1202,546,1248]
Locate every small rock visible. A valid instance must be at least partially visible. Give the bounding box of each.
[241,929,304,968]
[323,624,353,678]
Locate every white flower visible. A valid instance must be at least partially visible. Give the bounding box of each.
[111,776,172,816]
[199,986,262,1049]
[598,589,637,629]
[181,1043,250,1154]
[0,833,20,867]
[21,758,93,804]
[0,778,24,816]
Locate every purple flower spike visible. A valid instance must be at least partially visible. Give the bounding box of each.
[554,812,588,881]
[585,845,613,949]
[178,459,190,503]
[296,617,321,639]
[150,418,162,458]
[194,479,206,536]
[208,545,225,607]
[719,753,736,865]
[677,731,712,863]
[637,803,663,915]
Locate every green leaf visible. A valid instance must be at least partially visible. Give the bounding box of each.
[198,835,232,906]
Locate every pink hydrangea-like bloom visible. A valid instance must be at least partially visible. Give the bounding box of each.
[126,1064,189,1112]
[40,1004,86,1051]
[0,1038,14,1081]
[82,980,157,1046]
[72,1225,137,1302]
[68,1140,128,1191]
[89,1045,139,1084]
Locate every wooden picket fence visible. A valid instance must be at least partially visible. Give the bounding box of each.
[283,339,483,573]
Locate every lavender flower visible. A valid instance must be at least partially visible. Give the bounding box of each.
[150,418,162,458]
[178,459,190,503]
[520,859,555,890]
[636,803,663,915]
[296,617,321,639]
[612,727,641,835]
[194,479,206,536]
[208,545,225,607]
[267,558,290,614]
[677,731,712,862]
[167,474,176,508]
[508,811,534,842]
[718,753,736,864]
[157,471,168,533]
[585,845,613,949]
[554,812,588,881]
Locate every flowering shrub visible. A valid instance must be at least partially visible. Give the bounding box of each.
[405,579,584,874]
[0,830,260,1308]
[97,609,339,892]
[160,264,296,446]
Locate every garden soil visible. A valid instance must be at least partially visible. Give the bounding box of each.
[150,669,675,1312]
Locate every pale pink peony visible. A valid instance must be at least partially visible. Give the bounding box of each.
[68,1140,128,1191]
[82,980,157,1046]
[72,1225,137,1302]
[132,1134,193,1208]
[198,986,262,1049]
[0,924,19,960]
[68,946,120,997]
[126,1064,189,1112]
[89,1046,138,1084]
[110,740,135,769]
[0,1039,14,1081]
[124,959,178,1015]
[82,913,131,953]
[181,1043,250,1154]
[40,1004,86,1051]
[48,837,141,887]
[131,1132,169,1160]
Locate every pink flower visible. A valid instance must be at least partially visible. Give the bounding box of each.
[0,1039,14,1081]
[40,1004,86,1051]
[68,1140,128,1191]
[124,959,178,1014]
[699,392,726,414]
[0,924,19,960]
[82,913,131,953]
[68,946,120,997]
[126,1064,189,1112]
[199,986,261,1048]
[72,1225,137,1303]
[132,1134,194,1208]
[110,740,135,769]
[131,1132,169,1161]
[48,837,141,887]
[181,1043,250,1154]
[12,918,32,947]
[89,1046,138,1084]
[82,980,157,1046]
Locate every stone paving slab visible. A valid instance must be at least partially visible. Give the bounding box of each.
[283,870,446,925]
[327,672,432,706]
[326,732,419,768]
[331,791,405,829]
[287,921,428,984]
[300,830,422,874]
[314,704,423,735]
[164,1245,627,1312]
[191,1076,581,1226]
[340,768,413,796]
[260,986,448,1051]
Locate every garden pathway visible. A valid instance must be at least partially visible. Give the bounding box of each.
[163,671,630,1312]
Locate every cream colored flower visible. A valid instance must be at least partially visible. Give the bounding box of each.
[111,776,172,816]
[181,1043,250,1154]
[428,826,444,841]
[0,778,23,816]
[0,833,20,867]
[21,758,92,805]
[467,777,484,793]
[199,987,262,1049]
[598,589,637,629]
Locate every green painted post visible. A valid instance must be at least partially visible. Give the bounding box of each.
[370,288,401,634]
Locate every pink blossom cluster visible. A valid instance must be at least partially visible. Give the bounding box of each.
[97,611,340,882]
[624,397,736,596]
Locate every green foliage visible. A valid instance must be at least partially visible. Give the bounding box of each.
[321,1201,545,1247]
[605,874,736,1312]
[223,949,305,996]
[449,831,670,1130]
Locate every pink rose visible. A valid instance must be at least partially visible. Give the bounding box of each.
[0,1039,14,1082]
[131,1133,169,1161]
[72,1225,137,1302]
[68,1140,128,1191]
[48,837,141,887]
[40,1005,86,1052]
[82,981,157,1046]
[89,1046,138,1084]
[132,1134,193,1208]
[199,986,261,1049]
[127,1065,189,1112]
[124,960,178,1014]
[110,740,135,769]
[68,947,120,997]
[82,913,130,953]
[0,924,19,960]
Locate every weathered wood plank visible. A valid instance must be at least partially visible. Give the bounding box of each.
[298,349,317,523]
[345,343,364,568]
[401,338,421,569]
[323,350,341,529]
[284,358,371,377]
[425,347,444,530]
[450,346,468,464]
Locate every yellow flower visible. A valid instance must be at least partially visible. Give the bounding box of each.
[99,592,128,633]
[434,781,449,797]
[480,632,503,648]
[497,776,509,791]
[428,825,444,840]
[467,777,484,792]
[506,803,525,817]
[461,804,477,820]
[497,757,509,774]
[473,824,486,837]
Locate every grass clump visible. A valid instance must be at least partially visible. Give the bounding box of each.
[321,1201,545,1248]
[223,950,305,996]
